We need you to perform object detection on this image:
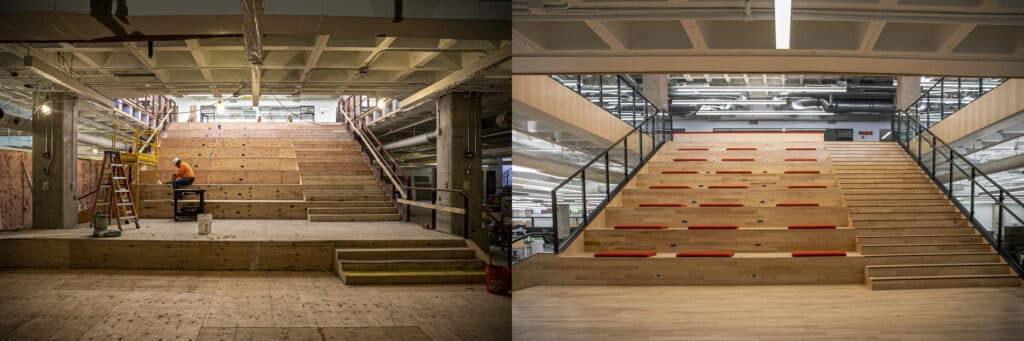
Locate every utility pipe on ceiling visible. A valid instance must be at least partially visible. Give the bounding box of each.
[1,113,131,151]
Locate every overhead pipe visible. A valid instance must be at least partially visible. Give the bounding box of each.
[383,131,438,150]
[828,101,896,114]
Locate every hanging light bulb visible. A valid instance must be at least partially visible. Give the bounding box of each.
[38,103,51,115]
[215,100,225,114]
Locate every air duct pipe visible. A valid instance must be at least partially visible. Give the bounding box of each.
[828,101,897,114]
[382,131,438,150]
[1,114,130,151]
[78,133,132,151]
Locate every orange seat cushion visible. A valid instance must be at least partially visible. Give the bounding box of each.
[708,185,748,189]
[722,158,755,161]
[716,170,752,174]
[776,202,820,207]
[674,158,708,162]
[638,203,686,207]
[595,251,657,258]
[677,147,709,151]
[688,225,739,230]
[786,147,816,151]
[699,203,744,207]
[614,224,670,230]
[650,185,692,189]
[789,185,827,189]
[676,251,735,257]
[792,250,846,257]
[788,224,837,229]
[785,170,821,174]
[785,158,818,162]
[663,170,699,174]
[726,147,757,151]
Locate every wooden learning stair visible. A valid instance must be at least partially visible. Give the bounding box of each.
[826,142,1021,290]
[513,133,1022,290]
[334,239,486,284]
[138,122,400,222]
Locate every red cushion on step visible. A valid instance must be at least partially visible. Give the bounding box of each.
[650,185,692,189]
[785,158,818,162]
[594,251,657,257]
[726,147,757,151]
[688,225,739,230]
[785,170,821,174]
[699,203,744,207]
[708,185,748,189]
[638,203,686,207]
[662,170,699,174]
[716,170,753,174]
[788,224,837,229]
[674,158,708,162]
[677,147,709,151]
[676,251,735,257]
[614,224,670,230]
[786,147,817,151]
[722,158,755,161]
[776,203,820,207]
[792,250,846,257]
[789,185,827,189]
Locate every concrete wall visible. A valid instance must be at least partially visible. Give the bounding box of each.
[672,119,892,142]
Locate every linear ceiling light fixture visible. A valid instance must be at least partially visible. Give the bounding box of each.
[695,110,832,116]
[775,0,791,49]
[673,99,786,105]
[674,86,846,93]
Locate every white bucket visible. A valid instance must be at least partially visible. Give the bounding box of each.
[197,213,213,235]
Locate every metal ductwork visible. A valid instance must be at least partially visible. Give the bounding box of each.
[383,131,438,150]
[0,111,32,132]
[828,101,897,114]
[77,133,132,151]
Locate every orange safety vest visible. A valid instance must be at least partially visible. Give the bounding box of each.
[176,162,195,179]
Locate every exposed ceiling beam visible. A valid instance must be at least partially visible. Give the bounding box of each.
[859,21,886,52]
[679,19,707,51]
[512,28,544,54]
[370,44,511,125]
[939,23,978,54]
[391,39,458,82]
[299,34,330,86]
[584,20,626,52]
[123,42,177,95]
[359,36,397,70]
[185,39,213,81]
[24,55,112,105]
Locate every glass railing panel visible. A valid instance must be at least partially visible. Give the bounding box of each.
[606,139,628,197]
[553,175,584,250]
[583,161,610,222]
[624,129,643,175]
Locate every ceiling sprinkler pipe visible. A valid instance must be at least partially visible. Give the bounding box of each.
[382,131,438,150]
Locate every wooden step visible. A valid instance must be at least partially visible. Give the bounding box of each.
[338,269,486,285]
[333,239,466,248]
[860,243,992,255]
[338,258,484,272]
[849,206,956,213]
[857,234,982,245]
[307,207,396,215]
[844,200,952,207]
[852,212,963,220]
[336,247,477,260]
[865,252,1002,265]
[855,226,977,236]
[866,263,1012,277]
[853,219,970,228]
[869,274,1020,290]
[307,213,401,222]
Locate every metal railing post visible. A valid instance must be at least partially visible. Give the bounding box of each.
[604,154,610,199]
[551,190,559,254]
[948,149,954,193]
[931,135,937,177]
[580,172,588,225]
[970,167,976,221]
[997,191,1004,247]
[462,194,470,239]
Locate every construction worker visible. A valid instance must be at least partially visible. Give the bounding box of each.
[171,158,195,196]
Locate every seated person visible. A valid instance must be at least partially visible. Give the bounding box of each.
[171,158,195,198]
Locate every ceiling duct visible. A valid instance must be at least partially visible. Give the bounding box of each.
[828,101,896,114]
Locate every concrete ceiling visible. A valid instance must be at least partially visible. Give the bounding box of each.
[512,0,1024,76]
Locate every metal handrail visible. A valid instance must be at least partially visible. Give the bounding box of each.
[893,107,1024,278]
[552,74,665,122]
[549,109,672,253]
[339,105,409,199]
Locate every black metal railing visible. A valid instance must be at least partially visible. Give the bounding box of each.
[905,77,1005,128]
[551,74,660,127]
[892,104,1024,278]
[545,109,673,254]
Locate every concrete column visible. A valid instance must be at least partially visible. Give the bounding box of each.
[32,92,78,228]
[555,204,570,240]
[642,74,670,110]
[897,76,921,110]
[436,92,484,246]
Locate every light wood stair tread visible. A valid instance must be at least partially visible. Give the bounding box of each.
[870,274,1019,281]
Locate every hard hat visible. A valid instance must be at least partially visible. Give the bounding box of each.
[173,158,181,165]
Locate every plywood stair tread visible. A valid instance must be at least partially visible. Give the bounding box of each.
[870,274,1019,281]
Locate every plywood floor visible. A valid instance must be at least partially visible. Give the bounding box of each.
[0,269,510,341]
[0,219,457,241]
[513,284,1024,341]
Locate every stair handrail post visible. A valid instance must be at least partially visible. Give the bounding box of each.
[997,191,1005,248]
[969,167,976,221]
[551,188,559,254]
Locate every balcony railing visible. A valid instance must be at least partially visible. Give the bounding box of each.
[907,77,1005,128]
[551,74,661,126]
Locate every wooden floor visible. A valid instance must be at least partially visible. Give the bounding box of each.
[513,285,1024,341]
[0,218,455,241]
[0,269,510,341]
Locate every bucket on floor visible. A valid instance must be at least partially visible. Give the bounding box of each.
[197,213,213,234]
[485,265,510,296]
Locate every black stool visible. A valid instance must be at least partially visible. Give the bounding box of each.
[173,188,206,221]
